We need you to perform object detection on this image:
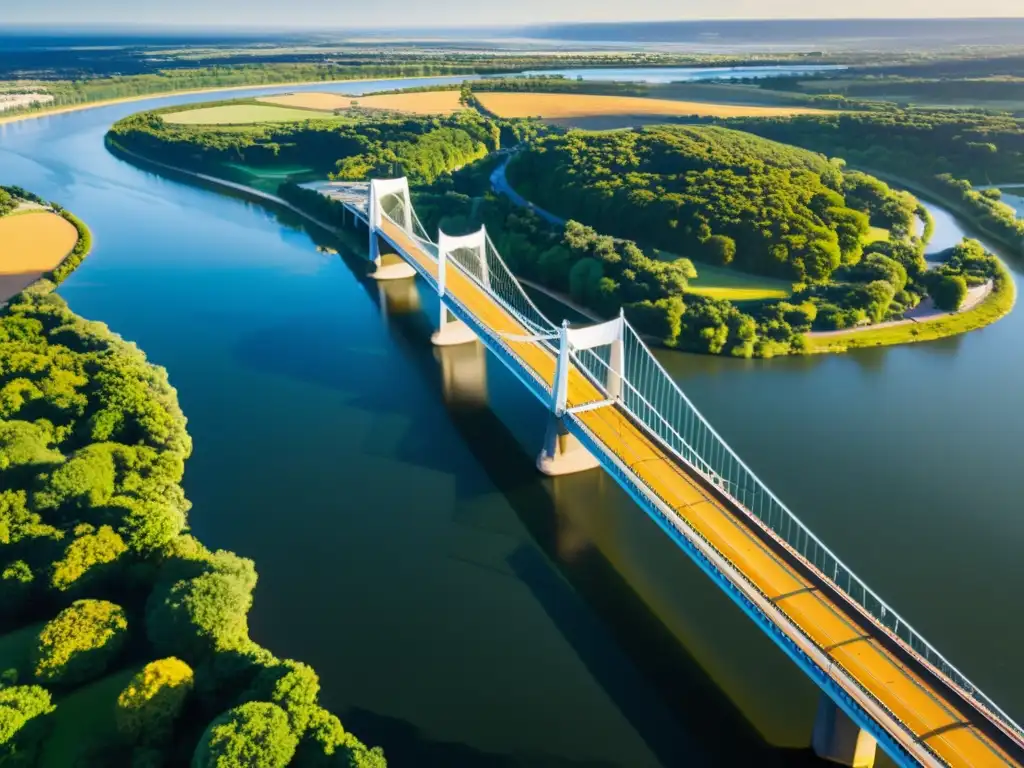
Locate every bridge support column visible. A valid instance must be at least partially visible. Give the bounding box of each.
[538,321,599,476]
[370,252,416,281]
[537,416,600,476]
[811,693,877,767]
[432,303,477,346]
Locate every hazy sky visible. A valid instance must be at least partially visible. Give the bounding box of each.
[4,0,1023,27]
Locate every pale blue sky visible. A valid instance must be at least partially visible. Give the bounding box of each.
[3,0,1022,27]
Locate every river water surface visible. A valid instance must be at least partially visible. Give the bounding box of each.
[2,80,1022,767]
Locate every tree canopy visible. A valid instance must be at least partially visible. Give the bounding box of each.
[509,125,914,282]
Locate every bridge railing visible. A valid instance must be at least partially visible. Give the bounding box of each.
[609,319,1024,741]
[378,188,1022,743]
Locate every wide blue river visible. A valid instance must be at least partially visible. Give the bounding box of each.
[2,76,1023,767]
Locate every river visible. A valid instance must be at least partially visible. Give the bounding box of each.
[2,81,1022,767]
[519,65,847,83]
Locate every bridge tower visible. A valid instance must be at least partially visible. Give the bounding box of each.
[367,178,417,281]
[431,227,487,346]
[537,314,626,476]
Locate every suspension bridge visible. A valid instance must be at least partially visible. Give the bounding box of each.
[307,177,1024,768]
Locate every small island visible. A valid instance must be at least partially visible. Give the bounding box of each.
[0,187,385,766]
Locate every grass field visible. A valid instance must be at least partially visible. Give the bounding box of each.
[259,90,466,115]
[807,264,1015,353]
[475,92,825,128]
[0,210,78,301]
[162,104,344,125]
[672,257,794,302]
[863,226,891,245]
[38,666,142,768]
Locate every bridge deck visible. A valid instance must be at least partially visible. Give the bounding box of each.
[380,218,1017,767]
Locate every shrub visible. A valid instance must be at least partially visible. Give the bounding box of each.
[32,599,128,685]
[115,657,194,743]
[931,274,969,311]
[0,685,54,763]
[192,702,298,768]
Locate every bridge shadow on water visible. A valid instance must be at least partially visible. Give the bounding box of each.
[354,268,829,767]
[231,217,830,767]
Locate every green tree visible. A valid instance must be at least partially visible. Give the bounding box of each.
[32,599,128,685]
[241,660,320,737]
[146,570,255,662]
[705,235,736,266]
[116,657,195,743]
[192,702,298,768]
[0,685,54,764]
[49,524,127,592]
[568,257,604,306]
[931,274,969,311]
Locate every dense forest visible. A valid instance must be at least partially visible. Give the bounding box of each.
[107,108,503,185]
[508,125,917,282]
[0,204,384,765]
[402,143,1002,356]
[723,110,1024,251]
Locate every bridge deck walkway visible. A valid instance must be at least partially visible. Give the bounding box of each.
[381,218,1017,767]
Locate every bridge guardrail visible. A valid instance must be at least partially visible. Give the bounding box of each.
[376,193,1023,748]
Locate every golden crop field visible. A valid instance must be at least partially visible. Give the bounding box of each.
[258,92,353,111]
[475,92,825,128]
[0,212,78,301]
[258,90,466,115]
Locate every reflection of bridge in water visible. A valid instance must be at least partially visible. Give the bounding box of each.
[309,177,1024,768]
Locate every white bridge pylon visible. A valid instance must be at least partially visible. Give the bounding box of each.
[432,227,489,346]
[368,178,417,280]
[539,314,625,476]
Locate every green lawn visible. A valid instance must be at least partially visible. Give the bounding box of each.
[163,104,345,125]
[0,623,43,679]
[672,257,793,302]
[863,226,890,245]
[38,665,143,768]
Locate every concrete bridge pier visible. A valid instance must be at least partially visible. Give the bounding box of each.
[812,693,877,767]
[537,416,600,476]
[369,250,417,281]
[432,303,477,346]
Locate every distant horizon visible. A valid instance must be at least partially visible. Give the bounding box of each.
[3,16,1024,31]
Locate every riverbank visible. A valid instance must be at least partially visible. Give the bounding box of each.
[0,73,479,127]
[807,265,1014,353]
[855,166,1024,257]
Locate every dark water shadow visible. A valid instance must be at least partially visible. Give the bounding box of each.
[368,282,830,767]
[345,708,621,768]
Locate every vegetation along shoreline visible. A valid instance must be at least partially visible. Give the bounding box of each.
[102,84,1019,357]
[0,186,387,765]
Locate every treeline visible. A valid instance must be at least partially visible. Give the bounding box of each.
[404,162,805,357]
[108,108,501,185]
[1,50,841,117]
[1,219,384,764]
[722,109,1024,252]
[2,63,486,118]
[723,109,1024,183]
[509,125,916,282]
